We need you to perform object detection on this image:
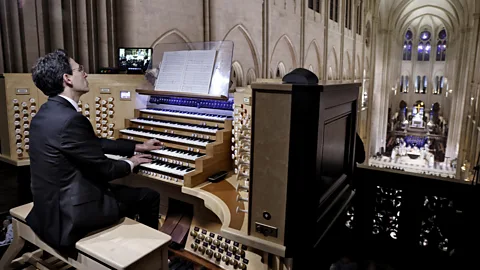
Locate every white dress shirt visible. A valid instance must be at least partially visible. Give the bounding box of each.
[58,95,134,171]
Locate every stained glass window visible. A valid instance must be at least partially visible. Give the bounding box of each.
[436,29,447,61]
[418,30,431,61]
[403,29,413,60]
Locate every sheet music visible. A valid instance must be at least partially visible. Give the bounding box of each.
[154,50,217,94]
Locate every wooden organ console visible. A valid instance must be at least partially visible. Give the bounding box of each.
[0,72,361,269]
[111,80,360,269]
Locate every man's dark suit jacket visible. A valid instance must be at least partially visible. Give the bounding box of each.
[26,95,136,250]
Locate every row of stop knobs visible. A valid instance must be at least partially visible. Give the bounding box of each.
[190,230,247,269]
[190,231,246,256]
[190,242,247,269]
[232,104,251,215]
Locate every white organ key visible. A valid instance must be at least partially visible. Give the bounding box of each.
[140,162,192,177]
[150,148,203,161]
[120,129,209,147]
[140,108,229,122]
[130,118,219,134]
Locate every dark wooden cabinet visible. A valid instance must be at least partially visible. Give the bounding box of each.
[249,82,360,268]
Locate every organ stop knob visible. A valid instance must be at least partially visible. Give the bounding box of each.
[206,249,213,257]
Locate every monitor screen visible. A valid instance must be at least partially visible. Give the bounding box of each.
[118,47,152,71]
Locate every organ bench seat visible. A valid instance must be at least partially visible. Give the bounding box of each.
[0,203,171,270]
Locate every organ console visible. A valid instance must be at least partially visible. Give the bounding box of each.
[0,71,360,269]
[108,79,360,269]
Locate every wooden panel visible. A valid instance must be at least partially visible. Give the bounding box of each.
[83,74,144,133]
[249,91,291,245]
[3,74,43,161]
[201,180,245,230]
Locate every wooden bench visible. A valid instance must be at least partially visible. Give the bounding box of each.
[0,203,171,270]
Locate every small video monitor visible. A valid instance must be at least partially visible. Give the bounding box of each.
[118,47,152,72]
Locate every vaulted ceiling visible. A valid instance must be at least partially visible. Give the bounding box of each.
[377,0,475,38]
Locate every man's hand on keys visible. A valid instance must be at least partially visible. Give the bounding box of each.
[128,154,153,167]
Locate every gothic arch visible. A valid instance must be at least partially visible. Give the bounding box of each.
[246,68,257,85]
[151,29,193,48]
[304,39,322,78]
[150,29,193,68]
[222,24,261,77]
[270,34,298,68]
[328,47,339,80]
[231,61,244,88]
[344,51,352,80]
[277,62,287,78]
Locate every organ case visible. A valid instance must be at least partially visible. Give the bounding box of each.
[249,82,361,265]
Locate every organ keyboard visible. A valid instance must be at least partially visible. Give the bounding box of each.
[115,95,234,188]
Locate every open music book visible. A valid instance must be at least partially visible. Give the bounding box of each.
[154,50,217,95]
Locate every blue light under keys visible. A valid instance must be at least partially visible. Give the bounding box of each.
[149,96,234,111]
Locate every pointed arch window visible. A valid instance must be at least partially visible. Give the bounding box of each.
[308,0,321,12]
[434,76,444,95]
[329,0,339,22]
[345,0,352,29]
[403,29,413,60]
[417,30,431,61]
[400,75,410,93]
[422,76,427,94]
[400,76,404,92]
[415,76,421,93]
[436,29,447,61]
[356,1,362,34]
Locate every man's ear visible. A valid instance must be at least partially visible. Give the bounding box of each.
[63,73,73,88]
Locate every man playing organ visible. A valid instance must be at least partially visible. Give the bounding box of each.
[25,49,163,250]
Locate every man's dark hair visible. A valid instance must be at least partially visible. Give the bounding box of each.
[31,49,72,97]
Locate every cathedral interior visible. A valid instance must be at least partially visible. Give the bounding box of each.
[1,0,480,269]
